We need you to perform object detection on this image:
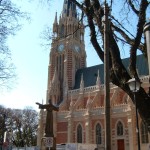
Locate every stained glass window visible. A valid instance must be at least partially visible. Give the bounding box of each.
[96,123,102,144]
[77,124,82,143]
[117,121,123,136]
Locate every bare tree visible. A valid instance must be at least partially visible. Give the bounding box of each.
[0,0,28,90]
[71,0,150,130]
[44,0,150,130]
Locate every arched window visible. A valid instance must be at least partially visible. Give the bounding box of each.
[117,121,123,136]
[141,121,149,143]
[77,124,82,143]
[96,123,102,144]
[60,25,64,37]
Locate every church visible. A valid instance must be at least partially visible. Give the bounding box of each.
[37,0,150,149]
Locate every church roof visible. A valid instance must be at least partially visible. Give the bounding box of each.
[73,54,149,89]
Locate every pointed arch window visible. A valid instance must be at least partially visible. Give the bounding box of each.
[60,25,64,37]
[77,124,82,143]
[141,121,149,143]
[96,123,102,144]
[117,121,123,136]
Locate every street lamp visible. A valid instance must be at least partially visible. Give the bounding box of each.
[127,78,141,150]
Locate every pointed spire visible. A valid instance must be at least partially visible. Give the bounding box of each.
[53,12,58,35]
[69,7,73,17]
[54,12,57,24]
[87,92,91,106]
[80,74,84,92]
[59,14,62,25]
[62,0,76,17]
[96,70,101,89]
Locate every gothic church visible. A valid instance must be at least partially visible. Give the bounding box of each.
[37,0,150,149]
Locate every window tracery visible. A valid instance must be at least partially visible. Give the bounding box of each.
[77,124,82,143]
[96,123,102,144]
[117,121,123,136]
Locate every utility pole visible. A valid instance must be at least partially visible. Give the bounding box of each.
[103,2,111,150]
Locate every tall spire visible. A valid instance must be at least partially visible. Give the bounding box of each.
[54,12,57,24]
[80,74,84,93]
[53,12,58,34]
[62,0,76,17]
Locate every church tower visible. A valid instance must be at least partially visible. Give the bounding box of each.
[47,0,86,104]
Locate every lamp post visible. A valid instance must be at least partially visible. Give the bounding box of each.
[127,78,141,150]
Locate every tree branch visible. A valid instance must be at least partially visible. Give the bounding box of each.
[127,0,139,15]
[112,24,145,52]
[84,0,104,61]
[129,0,149,77]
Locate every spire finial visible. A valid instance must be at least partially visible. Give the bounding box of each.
[54,12,57,24]
[80,74,84,91]
[96,69,101,88]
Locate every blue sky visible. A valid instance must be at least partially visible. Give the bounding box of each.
[0,0,100,110]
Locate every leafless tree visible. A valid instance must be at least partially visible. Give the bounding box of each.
[0,0,28,90]
[43,0,150,130]
[71,0,150,131]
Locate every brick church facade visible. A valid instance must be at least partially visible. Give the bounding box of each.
[37,0,150,149]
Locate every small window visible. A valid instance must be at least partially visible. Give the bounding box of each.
[96,123,102,144]
[60,25,64,37]
[77,124,82,143]
[141,121,149,143]
[117,121,123,136]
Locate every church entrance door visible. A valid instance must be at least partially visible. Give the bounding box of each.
[117,139,125,150]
